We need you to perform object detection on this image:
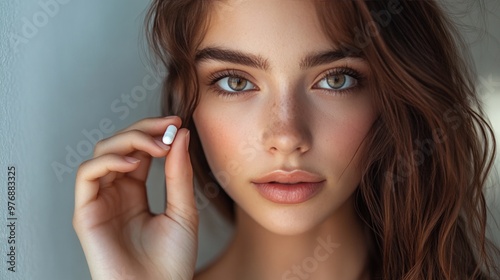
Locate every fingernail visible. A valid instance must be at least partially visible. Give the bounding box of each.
[185,131,191,151]
[124,156,140,164]
[154,139,171,151]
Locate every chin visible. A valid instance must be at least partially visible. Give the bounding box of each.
[245,202,336,236]
[262,220,324,236]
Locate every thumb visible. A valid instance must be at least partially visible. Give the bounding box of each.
[164,128,198,224]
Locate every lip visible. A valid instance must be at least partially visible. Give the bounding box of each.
[252,182,325,204]
[252,170,325,184]
[252,170,325,204]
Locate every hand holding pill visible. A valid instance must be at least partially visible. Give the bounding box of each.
[73,116,197,280]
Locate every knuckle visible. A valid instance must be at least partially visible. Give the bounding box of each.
[72,215,80,230]
[93,139,107,155]
[126,129,143,137]
[116,129,142,140]
[122,130,148,145]
[75,159,92,178]
[167,202,198,232]
[72,214,87,233]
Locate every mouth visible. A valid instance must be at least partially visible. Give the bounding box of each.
[252,181,325,204]
[251,170,326,204]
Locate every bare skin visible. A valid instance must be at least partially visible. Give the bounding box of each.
[73,0,377,279]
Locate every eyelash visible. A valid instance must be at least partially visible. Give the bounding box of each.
[207,67,365,98]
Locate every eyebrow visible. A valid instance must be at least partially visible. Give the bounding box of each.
[195,47,365,70]
[196,47,270,70]
[300,50,364,69]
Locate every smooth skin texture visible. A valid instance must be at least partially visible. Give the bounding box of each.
[73,0,378,279]
[193,0,378,279]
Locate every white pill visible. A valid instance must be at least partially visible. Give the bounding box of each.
[162,125,178,145]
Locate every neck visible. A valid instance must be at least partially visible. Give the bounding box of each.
[208,196,373,280]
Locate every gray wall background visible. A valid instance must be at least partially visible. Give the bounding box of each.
[0,0,498,279]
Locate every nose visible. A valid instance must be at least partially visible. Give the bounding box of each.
[261,92,312,156]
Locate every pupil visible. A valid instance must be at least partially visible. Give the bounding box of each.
[228,77,247,91]
[327,75,345,89]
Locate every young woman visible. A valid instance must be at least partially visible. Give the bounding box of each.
[73,0,500,279]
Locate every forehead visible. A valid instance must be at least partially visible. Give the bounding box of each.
[200,0,332,51]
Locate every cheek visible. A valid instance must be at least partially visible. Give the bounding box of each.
[337,115,373,153]
[320,101,377,175]
[193,107,248,182]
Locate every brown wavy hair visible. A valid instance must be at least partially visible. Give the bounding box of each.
[144,0,500,279]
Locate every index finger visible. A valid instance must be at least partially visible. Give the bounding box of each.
[116,116,183,137]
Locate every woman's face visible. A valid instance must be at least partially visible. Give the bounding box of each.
[193,0,377,235]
